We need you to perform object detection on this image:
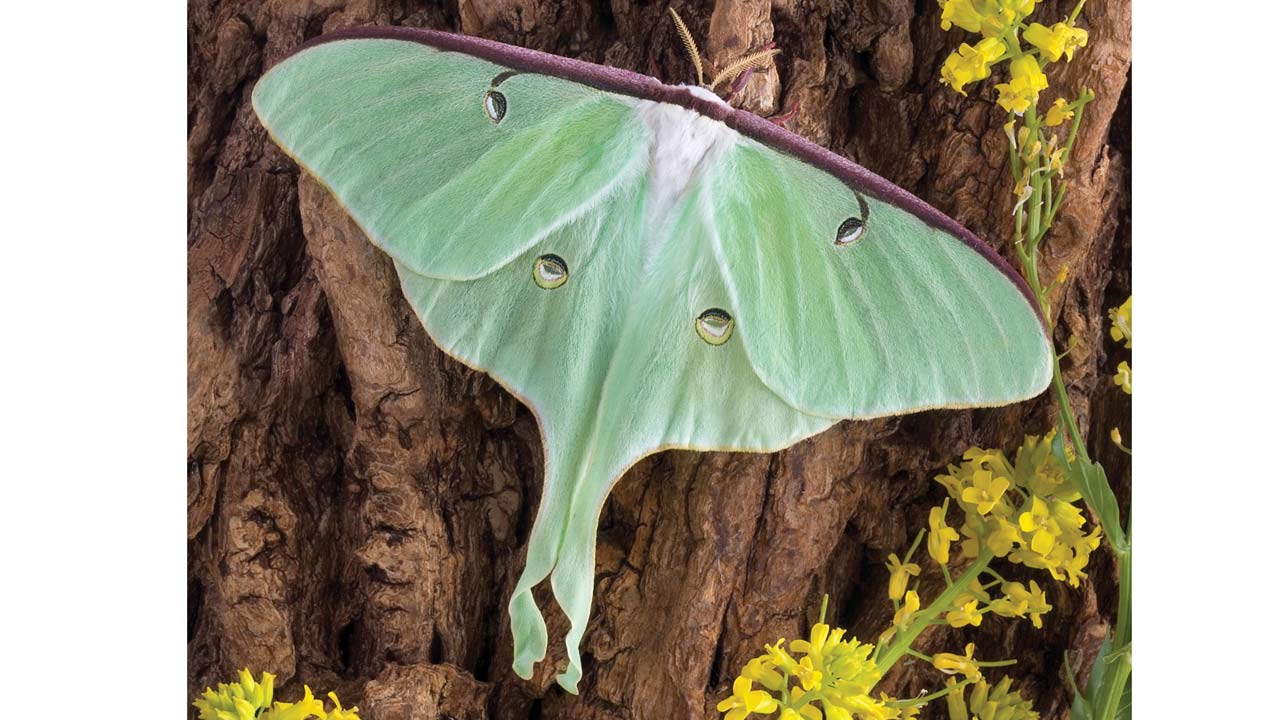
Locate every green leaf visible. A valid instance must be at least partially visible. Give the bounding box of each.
[1052,433,1126,551]
[1069,635,1133,720]
[1117,674,1132,720]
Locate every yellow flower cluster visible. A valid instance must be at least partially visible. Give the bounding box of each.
[720,620,915,720]
[944,675,1039,720]
[1109,296,1132,348]
[1109,295,1133,395]
[1044,98,1074,127]
[1113,361,1132,394]
[1024,21,1089,62]
[941,37,1005,95]
[995,55,1047,115]
[940,0,1036,37]
[989,580,1052,628]
[194,670,360,720]
[937,0,1089,115]
[932,433,1102,588]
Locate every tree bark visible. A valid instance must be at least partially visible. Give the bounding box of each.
[187,1,1131,718]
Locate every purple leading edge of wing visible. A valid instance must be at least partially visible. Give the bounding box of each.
[280,25,1042,316]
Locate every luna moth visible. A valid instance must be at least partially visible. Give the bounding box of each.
[252,24,1051,694]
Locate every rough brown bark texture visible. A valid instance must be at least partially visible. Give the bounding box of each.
[188,1,1132,718]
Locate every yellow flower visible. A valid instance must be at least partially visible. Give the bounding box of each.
[1018,496,1061,555]
[820,636,882,695]
[1049,499,1085,534]
[791,622,828,656]
[791,621,847,673]
[194,671,359,720]
[1062,526,1103,587]
[1046,146,1067,176]
[960,469,1010,515]
[988,593,1028,620]
[1015,431,1080,502]
[933,642,981,681]
[824,706,854,720]
[962,676,1040,720]
[995,54,1048,115]
[894,590,921,630]
[885,553,921,600]
[946,597,983,628]
[985,516,1021,557]
[743,656,785,692]
[1109,296,1132,347]
[1012,178,1033,215]
[945,677,968,718]
[1024,21,1089,62]
[323,693,361,720]
[1114,361,1132,394]
[938,0,987,33]
[261,686,327,720]
[928,506,961,565]
[1045,97,1075,127]
[195,670,277,720]
[795,655,823,691]
[939,0,1038,37]
[1025,582,1052,628]
[1008,546,1064,581]
[717,677,779,720]
[1004,581,1052,628]
[1063,550,1090,587]
[940,37,1007,94]
[844,694,899,720]
[765,639,801,675]
[735,618,890,720]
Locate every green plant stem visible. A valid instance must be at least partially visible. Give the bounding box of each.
[903,528,926,564]
[1011,77,1130,720]
[876,549,995,672]
[1098,647,1132,720]
[1069,0,1088,23]
[1015,164,1089,462]
[1116,547,1131,643]
[1036,93,1091,242]
[1027,239,1132,720]
[886,679,976,708]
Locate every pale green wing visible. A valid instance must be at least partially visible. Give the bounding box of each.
[692,141,1052,420]
[252,38,648,279]
[394,175,834,692]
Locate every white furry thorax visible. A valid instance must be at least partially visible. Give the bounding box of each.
[633,86,738,231]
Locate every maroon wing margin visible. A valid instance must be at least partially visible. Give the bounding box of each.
[277,25,1041,316]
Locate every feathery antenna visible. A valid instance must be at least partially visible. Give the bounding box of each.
[709,48,781,92]
[668,8,704,87]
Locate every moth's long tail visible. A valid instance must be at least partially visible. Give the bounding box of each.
[508,453,617,694]
[507,470,568,682]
